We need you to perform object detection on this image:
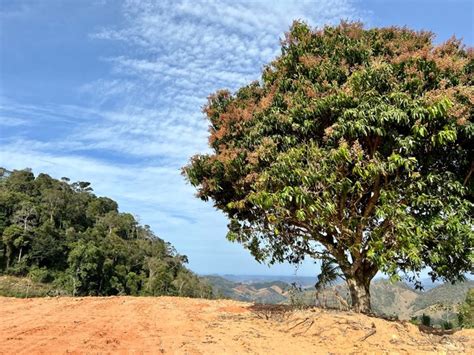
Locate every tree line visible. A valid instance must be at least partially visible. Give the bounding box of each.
[0,168,212,298]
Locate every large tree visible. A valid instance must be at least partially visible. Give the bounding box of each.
[184,21,473,313]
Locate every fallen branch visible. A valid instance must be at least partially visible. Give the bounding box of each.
[293,320,315,336]
[288,317,310,331]
[358,328,376,341]
[251,310,268,320]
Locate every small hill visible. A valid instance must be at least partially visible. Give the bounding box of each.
[370,280,420,319]
[203,275,288,303]
[410,280,474,325]
[0,169,212,298]
[412,280,474,311]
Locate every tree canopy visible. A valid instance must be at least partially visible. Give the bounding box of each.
[184,21,473,313]
[0,168,212,298]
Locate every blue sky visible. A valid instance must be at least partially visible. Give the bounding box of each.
[0,0,473,276]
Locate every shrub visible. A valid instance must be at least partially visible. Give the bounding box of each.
[458,288,474,328]
[421,313,431,327]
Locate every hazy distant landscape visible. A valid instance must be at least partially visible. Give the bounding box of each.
[204,274,473,325]
[206,273,452,288]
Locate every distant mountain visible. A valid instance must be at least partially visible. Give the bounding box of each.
[412,281,474,311]
[216,274,317,287]
[403,277,444,291]
[204,275,473,325]
[203,275,288,303]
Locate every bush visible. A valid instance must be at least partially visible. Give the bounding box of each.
[288,282,306,309]
[28,266,53,283]
[458,288,474,328]
[421,313,431,327]
[442,320,453,330]
[0,275,58,297]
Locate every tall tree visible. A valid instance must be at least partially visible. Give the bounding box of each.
[184,21,474,313]
[2,225,23,268]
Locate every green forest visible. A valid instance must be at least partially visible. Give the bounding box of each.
[0,168,212,298]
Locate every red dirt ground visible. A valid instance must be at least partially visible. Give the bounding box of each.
[0,296,472,354]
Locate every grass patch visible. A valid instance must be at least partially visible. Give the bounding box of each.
[0,276,66,298]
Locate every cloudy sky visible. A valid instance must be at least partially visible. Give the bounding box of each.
[0,0,473,276]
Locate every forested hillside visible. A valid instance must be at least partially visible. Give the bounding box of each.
[0,168,212,298]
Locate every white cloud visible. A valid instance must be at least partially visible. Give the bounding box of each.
[80,0,361,163]
[1,0,361,275]
[0,116,28,127]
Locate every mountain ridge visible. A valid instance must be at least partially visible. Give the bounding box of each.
[204,275,474,324]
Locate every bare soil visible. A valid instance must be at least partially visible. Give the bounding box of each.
[0,296,472,354]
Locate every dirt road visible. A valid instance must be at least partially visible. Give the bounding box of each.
[0,296,472,354]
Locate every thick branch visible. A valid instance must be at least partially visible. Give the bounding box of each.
[463,161,473,186]
[362,175,381,220]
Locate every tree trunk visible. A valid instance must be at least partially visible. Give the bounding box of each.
[5,248,11,269]
[346,277,371,314]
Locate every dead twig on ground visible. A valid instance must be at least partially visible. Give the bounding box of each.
[358,328,376,341]
[293,320,315,336]
[249,304,294,322]
[287,317,310,331]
